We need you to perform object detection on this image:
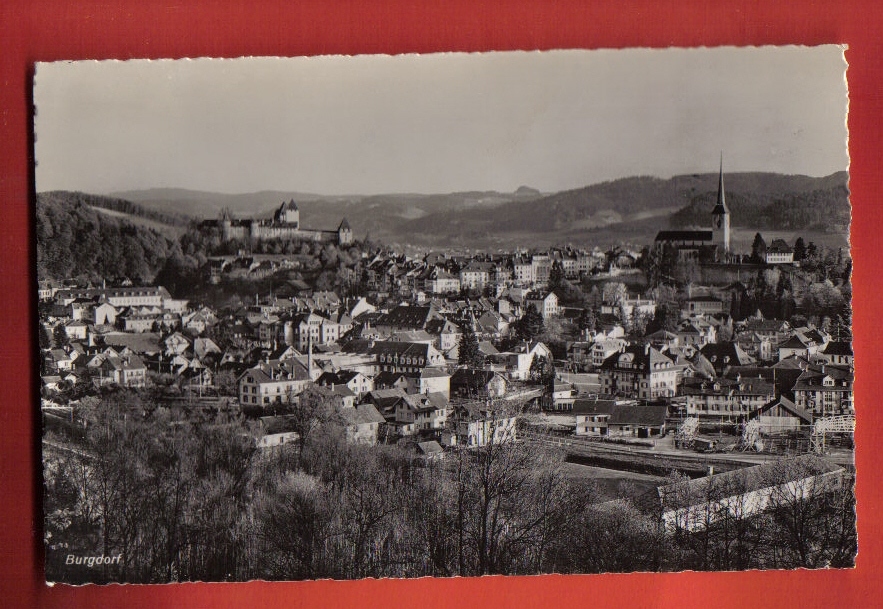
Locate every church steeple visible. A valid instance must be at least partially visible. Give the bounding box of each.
[711,153,730,254]
[711,152,729,215]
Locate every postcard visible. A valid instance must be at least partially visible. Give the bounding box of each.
[35,47,852,584]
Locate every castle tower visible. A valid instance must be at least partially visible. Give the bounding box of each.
[219,208,232,241]
[338,218,353,245]
[275,199,300,226]
[711,154,730,254]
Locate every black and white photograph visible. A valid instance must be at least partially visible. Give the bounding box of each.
[34,47,854,584]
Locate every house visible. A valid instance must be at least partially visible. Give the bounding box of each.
[646,330,680,351]
[41,375,63,392]
[442,402,518,448]
[424,268,461,294]
[573,398,617,436]
[47,348,74,372]
[792,364,854,417]
[676,319,718,347]
[255,415,300,449]
[450,369,508,399]
[599,345,678,400]
[606,404,668,438]
[459,260,495,291]
[374,304,440,334]
[820,341,853,367]
[765,239,794,264]
[371,341,446,374]
[395,392,449,432]
[341,403,386,445]
[511,255,534,286]
[524,291,560,319]
[316,370,374,398]
[683,296,724,317]
[285,312,342,350]
[590,338,628,369]
[193,337,222,360]
[373,371,410,391]
[328,385,357,409]
[778,329,830,361]
[96,354,147,387]
[163,332,192,356]
[682,376,775,421]
[365,388,410,421]
[408,367,451,399]
[547,380,576,411]
[749,396,812,434]
[55,285,172,309]
[424,318,462,356]
[238,358,314,407]
[414,440,445,460]
[93,302,118,326]
[699,342,756,376]
[657,455,844,533]
[64,320,89,341]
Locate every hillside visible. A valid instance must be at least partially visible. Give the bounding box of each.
[109,187,547,237]
[100,171,849,250]
[36,192,182,283]
[394,171,849,245]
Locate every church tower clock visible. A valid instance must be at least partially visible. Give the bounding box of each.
[711,154,730,255]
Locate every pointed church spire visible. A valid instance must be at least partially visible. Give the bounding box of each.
[712,152,729,215]
[711,152,731,255]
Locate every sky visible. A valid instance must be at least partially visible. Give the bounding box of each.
[34,46,849,196]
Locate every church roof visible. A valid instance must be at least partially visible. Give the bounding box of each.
[655,230,713,242]
[339,218,351,230]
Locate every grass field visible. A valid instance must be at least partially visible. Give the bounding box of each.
[562,461,666,503]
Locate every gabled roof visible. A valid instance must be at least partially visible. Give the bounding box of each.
[450,368,504,387]
[700,342,755,367]
[376,305,438,330]
[600,345,674,372]
[316,369,363,386]
[608,404,667,427]
[572,398,617,416]
[370,341,433,360]
[416,440,444,455]
[373,371,409,387]
[654,230,713,242]
[750,396,812,424]
[822,341,853,356]
[767,239,793,254]
[682,376,775,397]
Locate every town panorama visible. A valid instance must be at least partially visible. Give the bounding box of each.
[38,163,855,582]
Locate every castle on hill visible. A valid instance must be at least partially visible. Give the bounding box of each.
[213,200,353,245]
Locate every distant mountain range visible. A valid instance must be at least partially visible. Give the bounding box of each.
[93,170,849,250]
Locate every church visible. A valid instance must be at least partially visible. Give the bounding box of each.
[212,200,353,245]
[654,158,730,262]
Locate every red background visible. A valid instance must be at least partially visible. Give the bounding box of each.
[1,1,880,607]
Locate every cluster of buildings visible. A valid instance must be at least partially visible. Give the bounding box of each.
[38,282,548,451]
[357,245,636,298]
[39,163,851,456]
[553,301,852,441]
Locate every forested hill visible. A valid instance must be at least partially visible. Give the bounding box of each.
[40,190,193,228]
[36,192,182,284]
[669,172,849,231]
[393,171,850,243]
